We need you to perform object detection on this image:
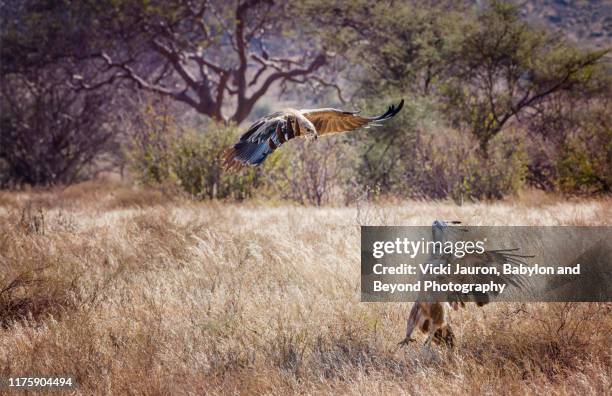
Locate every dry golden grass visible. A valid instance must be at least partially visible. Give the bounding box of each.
[0,183,610,394]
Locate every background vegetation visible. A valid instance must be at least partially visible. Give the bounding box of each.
[1,0,610,203]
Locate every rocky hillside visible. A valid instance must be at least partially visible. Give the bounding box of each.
[515,0,611,48]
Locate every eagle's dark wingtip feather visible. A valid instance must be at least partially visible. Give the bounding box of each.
[372,99,404,121]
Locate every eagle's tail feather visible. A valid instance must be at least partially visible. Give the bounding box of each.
[221,147,243,171]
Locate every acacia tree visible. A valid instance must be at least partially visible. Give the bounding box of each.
[443,1,607,156]
[70,0,330,123]
[298,0,466,97]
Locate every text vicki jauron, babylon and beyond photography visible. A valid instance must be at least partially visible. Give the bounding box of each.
[371,263,580,277]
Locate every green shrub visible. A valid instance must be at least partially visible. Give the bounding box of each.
[555,110,612,194]
[449,135,528,201]
[128,106,265,200]
[127,105,176,188]
[365,126,528,202]
[172,126,264,200]
[348,95,528,202]
[127,100,528,204]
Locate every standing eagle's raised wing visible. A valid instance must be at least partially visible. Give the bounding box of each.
[421,220,534,305]
[441,249,533,305]
[300,99,404,136]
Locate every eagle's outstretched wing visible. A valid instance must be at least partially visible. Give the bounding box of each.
[300,99,404,135]
[222,112,293,170]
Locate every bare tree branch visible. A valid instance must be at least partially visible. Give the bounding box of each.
[310,76,347,104]
[236,54,326,121]
[64,1,329,124]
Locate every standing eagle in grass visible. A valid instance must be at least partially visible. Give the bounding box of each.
[398,220,533,349]
[222,100,404,170]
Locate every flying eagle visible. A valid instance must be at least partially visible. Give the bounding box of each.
[222,100,404,170]
[398,220,533,349]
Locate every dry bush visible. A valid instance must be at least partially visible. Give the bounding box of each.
[0,212,79,328]
[104,187,173,209]
[404,127,528,202]
[0,184,610,394]
[265,136,359,206]
[0,71,116,187]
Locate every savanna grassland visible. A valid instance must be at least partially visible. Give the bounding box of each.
[0,182,610,395]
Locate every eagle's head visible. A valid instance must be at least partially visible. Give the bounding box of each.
[295,113,317,137]
[432,220,467,243]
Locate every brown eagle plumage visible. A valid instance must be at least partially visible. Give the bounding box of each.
[222,100,404,170]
